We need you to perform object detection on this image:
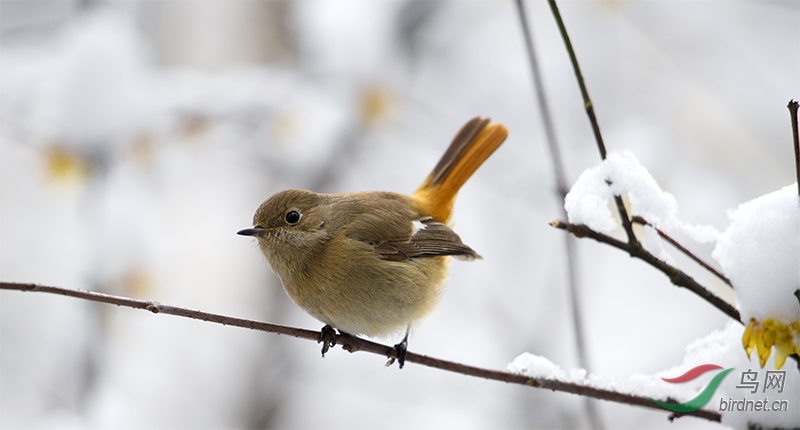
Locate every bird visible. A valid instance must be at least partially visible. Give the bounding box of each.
[238,117,507,367]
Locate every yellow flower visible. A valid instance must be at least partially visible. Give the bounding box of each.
[742,318,800,369]
[43,145,91,185]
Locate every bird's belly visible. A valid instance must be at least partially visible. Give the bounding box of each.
[281,256,449,338]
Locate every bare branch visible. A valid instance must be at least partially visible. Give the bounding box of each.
[549,221,741,323]
[788,99,799,197]
[631,216,731,287]
[1,281,319,339]
[1,281,721,422]
[546,0,605,160]
[546,0,635,244]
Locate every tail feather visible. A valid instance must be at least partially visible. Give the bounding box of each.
[412,117,508,223]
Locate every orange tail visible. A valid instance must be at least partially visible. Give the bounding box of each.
[412,117,508,223]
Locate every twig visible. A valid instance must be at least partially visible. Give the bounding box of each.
[549,221,742,323]
[550,220,800,381]
[631,216,731,287]
[546,0,635,245]
[515,0,568,198]
[546,0,605,160]
[1,281,721,422]
[788,100,799,197]
[514,2,601,428]
[2,281,318,338]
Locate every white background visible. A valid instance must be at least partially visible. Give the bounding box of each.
[1,1,798,428]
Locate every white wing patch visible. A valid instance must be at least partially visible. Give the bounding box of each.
[411,220,427,235]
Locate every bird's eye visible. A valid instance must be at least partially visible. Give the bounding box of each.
[285,210,301,224]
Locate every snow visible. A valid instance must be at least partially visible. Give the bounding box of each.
[688,325,799,429]
[564,147,799,325]
[509,324,800,428]
[641,224,674,265]
[1,1,798,429]
[712,184,800,323]
[564,151,678,233]
[564,150,720,258]
[558,140,799,428]
[507,353,695,403]
[507,353,564,379]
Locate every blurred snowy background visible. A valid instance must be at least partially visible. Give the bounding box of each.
[1,1,797,428]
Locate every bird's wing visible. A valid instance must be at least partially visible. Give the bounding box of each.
[373,217,481,262]
[342,197,480,262]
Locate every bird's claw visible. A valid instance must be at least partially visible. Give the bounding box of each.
[385,338,408,369]
[318,325,337,357]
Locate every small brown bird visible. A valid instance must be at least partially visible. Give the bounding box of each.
[238,117,507,367]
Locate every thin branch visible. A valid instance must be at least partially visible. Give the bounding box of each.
[515,0,568,197]
[1,281,721,422]
[546,0,605,160]
[788,99,799,197]
[546,0,635,244]
[2,282,319,339]
[514,2,600,428]
[549,221,742,323]
[631,216,731,287]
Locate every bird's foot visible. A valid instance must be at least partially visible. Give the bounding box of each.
[318,325,337,357]
[385,338,408,369]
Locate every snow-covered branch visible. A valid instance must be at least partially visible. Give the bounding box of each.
[631,216,731,287]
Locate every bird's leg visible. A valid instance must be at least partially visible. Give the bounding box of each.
[385,325,410,369]
[318,324,337,357]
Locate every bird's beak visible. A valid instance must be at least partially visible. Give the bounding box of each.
[237,227,265,236]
